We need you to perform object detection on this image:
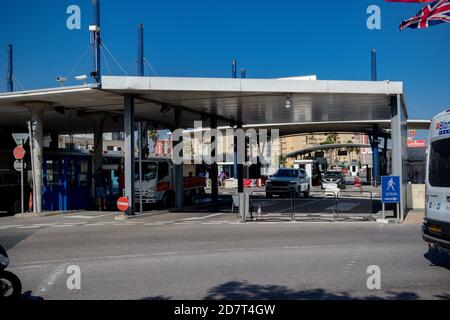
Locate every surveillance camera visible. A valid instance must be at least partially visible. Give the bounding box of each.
[75,75,88,81]
[56,77,67,82]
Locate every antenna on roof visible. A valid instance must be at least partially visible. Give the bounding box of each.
[371,48,377,81]
[241,68,246,79]
[137,23,144,77]
[232,60,237,78]
[6,44,13,92]
[90,0,101,84]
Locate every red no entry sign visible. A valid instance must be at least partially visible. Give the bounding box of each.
[117,197,129,212]
[13,146,26,160]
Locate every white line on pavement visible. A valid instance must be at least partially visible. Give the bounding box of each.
[17,225,43,229]
[180,212,228,221]
[50,225,74,228]
[9,265,46,271]
[0,225,24,229]
[37,263,69,295]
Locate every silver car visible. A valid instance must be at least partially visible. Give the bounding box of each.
[321,171,346,190]
[266,168,310,198]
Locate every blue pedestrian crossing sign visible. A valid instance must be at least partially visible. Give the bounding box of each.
[381,176,400,204]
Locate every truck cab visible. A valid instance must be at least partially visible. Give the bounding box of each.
[135,158,205,208]
[422,109,450,255]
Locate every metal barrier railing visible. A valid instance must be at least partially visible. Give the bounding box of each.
[247,189,376,223]
[336,191,375,221]
[249,190,340,222]
[249,191,296,222]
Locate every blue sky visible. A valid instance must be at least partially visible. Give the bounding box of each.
[0,0,449,124]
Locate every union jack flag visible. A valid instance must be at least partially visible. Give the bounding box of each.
[400,0,450,30]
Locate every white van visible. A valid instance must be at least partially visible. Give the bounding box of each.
[422,109,450,255]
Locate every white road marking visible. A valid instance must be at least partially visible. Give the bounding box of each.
[50,225,74,228]
[9,265,47,271]
[17,225,43,229]
[181,212,228,221]
[37,263,69,295]
[64,215,98,219]
[0,225,24,229]
[64,213,115,219]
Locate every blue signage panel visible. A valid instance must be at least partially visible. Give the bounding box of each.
[381,176,400,204]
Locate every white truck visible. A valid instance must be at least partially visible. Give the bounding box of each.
[422,109,450,255]
[134,158,206,207]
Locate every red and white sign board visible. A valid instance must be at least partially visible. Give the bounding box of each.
[117,197,129,212]
[407,139,427,148]
[13,146,26,160]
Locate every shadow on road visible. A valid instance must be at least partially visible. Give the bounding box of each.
[0,230,34,251]
[20,291,44,300]
[424,249,450,271]
[203,281,420,300]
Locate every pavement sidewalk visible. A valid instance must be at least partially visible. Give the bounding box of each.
[404,209,425,225]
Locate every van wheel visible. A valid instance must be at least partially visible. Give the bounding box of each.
[162,191,174,208]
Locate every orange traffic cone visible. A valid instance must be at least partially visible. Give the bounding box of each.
[28,191,33,212]
[354,176,361,188]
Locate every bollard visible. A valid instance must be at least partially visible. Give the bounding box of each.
[239,193,249,223]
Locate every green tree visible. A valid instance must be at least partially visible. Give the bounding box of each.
[320,133,338,145]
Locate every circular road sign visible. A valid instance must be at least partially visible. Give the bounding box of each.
[14,160,26,172]
[13,146,26,160]
[117,197,129,212]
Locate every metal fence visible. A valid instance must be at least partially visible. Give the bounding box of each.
[248,189,376,222]
[335,191,375,221]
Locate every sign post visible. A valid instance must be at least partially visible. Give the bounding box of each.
[381,176,401,220]
[12,134,29,215]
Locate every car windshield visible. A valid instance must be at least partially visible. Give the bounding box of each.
[135,162,157,181]
[274,170,298,178]
[324,172,342,179]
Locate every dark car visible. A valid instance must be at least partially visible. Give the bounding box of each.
[0,170,28,215]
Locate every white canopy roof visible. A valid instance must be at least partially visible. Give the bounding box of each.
[0,76,419,135]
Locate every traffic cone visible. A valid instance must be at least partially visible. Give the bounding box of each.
[257,205,262,221]
[28,191,33,212]
[354,176,361,188]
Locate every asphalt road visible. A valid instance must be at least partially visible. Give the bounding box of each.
[1,210,449,300]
